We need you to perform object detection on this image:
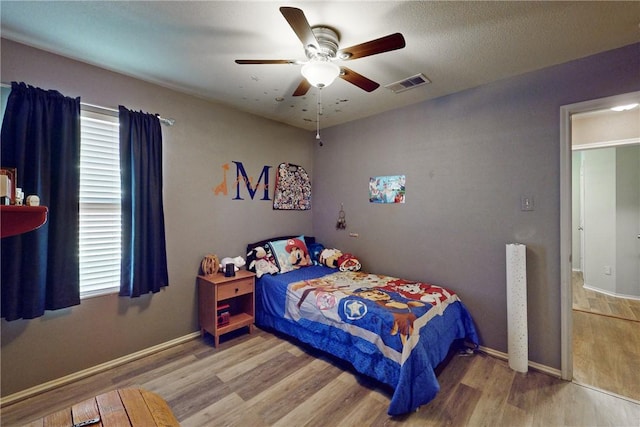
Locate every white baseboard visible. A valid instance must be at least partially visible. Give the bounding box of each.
[572,380,640,405]
[582,283,640,302]
[1,334,562,407]
[478,346,562,378]
[0,331,201,407]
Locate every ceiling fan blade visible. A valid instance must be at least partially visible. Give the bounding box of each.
[292,79,311,97]
[280,6,319,49]
[338,33,406,60]
[235,59,297,65]
[339,67,380,92]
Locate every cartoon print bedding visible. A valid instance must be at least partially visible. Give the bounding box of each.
[255,265,478,415]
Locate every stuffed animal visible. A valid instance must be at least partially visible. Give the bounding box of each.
[307,243,325,265]
[319,248,343,268]
[247,246,279,278]
[338,253,361,272]
[219,256,246,272]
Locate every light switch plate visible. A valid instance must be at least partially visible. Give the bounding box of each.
[521,195,535,211]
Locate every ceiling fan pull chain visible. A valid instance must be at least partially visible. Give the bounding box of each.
[316,87,321,140]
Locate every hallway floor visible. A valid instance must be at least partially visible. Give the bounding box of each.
[572,271,640,322]
[572,272,640,401]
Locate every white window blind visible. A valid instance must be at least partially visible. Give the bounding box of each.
[79,108,121,298]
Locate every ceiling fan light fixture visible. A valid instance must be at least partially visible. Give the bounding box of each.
[301,61,340,88]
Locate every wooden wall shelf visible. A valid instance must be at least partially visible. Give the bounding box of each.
[1,205,48,238]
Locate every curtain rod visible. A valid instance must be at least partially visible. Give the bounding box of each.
[0,82,175,126]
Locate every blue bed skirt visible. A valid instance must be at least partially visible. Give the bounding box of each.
[255,266,478,415]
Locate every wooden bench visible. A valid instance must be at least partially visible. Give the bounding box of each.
[22,388,179,427]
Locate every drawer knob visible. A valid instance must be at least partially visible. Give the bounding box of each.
[235,288,239,293]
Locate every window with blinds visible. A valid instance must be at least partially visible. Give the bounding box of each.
[79,107,121,298]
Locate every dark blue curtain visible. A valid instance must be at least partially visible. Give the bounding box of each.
[119,106,169,297]
[1,82,81,320]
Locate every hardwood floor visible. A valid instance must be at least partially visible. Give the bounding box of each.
[572,271,640,322]
[572,271,640,401]
[573,310,640,400]
[3,328,640,426]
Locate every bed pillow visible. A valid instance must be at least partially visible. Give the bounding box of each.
[246,235,315,258]
[268,236,313,273]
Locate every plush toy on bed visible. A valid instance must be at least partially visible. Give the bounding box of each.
[319,248,343,268]
[338,253,361,272]
[247,246,279,278]
[307,243,325,265]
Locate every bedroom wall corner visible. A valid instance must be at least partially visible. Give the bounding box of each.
[311,42,640,370]
[0,38,315,398]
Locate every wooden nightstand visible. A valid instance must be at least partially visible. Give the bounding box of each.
[197,270,255,347]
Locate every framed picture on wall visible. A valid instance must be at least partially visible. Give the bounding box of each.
[369,175,406,204]
[0,167,17,204]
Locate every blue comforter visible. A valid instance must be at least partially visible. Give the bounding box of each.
[255,266,479,415]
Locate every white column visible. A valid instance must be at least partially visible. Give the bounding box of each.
[506,243,528,373]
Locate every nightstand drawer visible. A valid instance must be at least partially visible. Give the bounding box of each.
[218,277,253,300]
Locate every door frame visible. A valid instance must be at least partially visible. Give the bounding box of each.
[560,91,640,380]
[579,154,585,273]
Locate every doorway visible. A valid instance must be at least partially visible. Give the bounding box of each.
[560,91,640,398]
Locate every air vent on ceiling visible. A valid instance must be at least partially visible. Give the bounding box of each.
[385,73,431,93]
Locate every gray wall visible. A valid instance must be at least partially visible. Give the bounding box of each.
[2,37,639,397]
[312,43,640,369]
[575,145,639,298]
[572,110,640,277]
[583,148,617,293]
[0,39,314,397]
[616,145,640,297]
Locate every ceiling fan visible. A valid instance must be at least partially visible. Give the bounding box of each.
[235,6,406,96]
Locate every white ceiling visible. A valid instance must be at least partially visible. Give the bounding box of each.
[1,1,639,131]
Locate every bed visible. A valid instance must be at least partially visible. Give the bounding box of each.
[246,236,479,416]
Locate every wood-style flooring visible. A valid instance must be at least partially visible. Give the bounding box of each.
[572,271,640,401]
[573,271,640,322]
[2,328,640,427]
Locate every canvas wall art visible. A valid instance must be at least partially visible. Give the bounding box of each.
[273,163,312,210]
